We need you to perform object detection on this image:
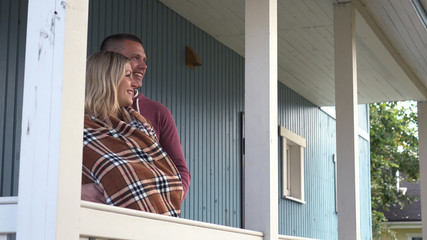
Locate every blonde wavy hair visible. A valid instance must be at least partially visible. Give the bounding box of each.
[85,51,130,121]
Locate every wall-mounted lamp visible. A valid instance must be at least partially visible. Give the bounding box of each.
[185,46,202,69]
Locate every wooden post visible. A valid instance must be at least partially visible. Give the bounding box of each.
[244,0,278,239]
[334,2,361,240]
[417,101,427,240]
[16,0,88,239]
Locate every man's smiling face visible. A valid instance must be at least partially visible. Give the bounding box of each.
[116,39,148,89]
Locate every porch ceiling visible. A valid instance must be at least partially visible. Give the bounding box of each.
[159,0,427,106]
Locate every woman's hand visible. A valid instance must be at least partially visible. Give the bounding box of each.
[81,183,105,203]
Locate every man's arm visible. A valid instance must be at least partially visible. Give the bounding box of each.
[159,110,191,202]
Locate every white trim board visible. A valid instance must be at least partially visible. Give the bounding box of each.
[0,197,18,234]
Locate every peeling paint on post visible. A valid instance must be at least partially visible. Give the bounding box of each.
[17,0,89,239]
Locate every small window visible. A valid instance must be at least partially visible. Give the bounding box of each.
[279,126,306,204]
[406,233,422,240]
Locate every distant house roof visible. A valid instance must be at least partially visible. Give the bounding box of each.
[383,181,421,222]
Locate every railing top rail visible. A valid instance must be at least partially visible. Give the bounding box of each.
[0,197,18,205]
[0,198,18,234]
[278,235,320,240]
[81,201,263,237]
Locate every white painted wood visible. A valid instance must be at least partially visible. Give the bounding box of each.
[299,148,305,202]
[354,0,427,100]
[333,2,361,240]
[417,101,427,240]
[16,0,88,239]
[0,197,18,234]
[244,0,278,239]
[160,0,427,107]
[386,221,422,229]
[159,0,245,56]
[282,138,289,197]
[0,202,17,234]
[358,128,370,142]
[406,234,423,240]
[278,235,319,240]
[0,197,18,204]
[279,126,306,202]
[80,201,263,240]
[279,126,306,148]
[364,0,427,83]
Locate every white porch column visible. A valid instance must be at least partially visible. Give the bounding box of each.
[417,101,427,240]
[334,2,361,240]
[16,0,88,239]
[244,0,278,240]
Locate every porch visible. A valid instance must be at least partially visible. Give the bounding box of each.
[1,0,427,239]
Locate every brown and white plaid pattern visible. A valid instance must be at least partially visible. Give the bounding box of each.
[82,107,183,217]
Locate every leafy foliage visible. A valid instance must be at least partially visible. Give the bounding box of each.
[369,102,419,239]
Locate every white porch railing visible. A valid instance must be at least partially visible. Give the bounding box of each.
[1,198,319,240]
[0,197,18,240]
[278,235,319,240]
[80,201,262,240]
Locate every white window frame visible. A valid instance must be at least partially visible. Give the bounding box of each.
[279,126,306,204]
[406,233,423,240]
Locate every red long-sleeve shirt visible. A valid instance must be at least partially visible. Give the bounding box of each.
[132,91,191,201]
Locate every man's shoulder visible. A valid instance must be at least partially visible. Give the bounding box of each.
[136,93,171,115]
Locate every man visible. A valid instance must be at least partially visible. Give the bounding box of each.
[82,34,190,202]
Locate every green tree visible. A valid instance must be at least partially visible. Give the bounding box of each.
[370,101,419,239]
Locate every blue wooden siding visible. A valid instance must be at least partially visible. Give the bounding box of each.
[277,84,372,239]
[0,0,27,196]
[278,83,338,239]
[88,0,244,227]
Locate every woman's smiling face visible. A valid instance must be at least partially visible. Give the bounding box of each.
[117,63,134,107]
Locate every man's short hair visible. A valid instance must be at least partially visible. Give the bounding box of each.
[100,33,143,51]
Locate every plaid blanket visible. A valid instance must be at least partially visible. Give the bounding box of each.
[82,107,183,217]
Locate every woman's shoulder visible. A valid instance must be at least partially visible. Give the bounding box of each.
[126,107,158,140]
[84,115,97,127]
[84,114,114,129]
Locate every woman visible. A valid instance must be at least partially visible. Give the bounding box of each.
[82,51,183,216]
